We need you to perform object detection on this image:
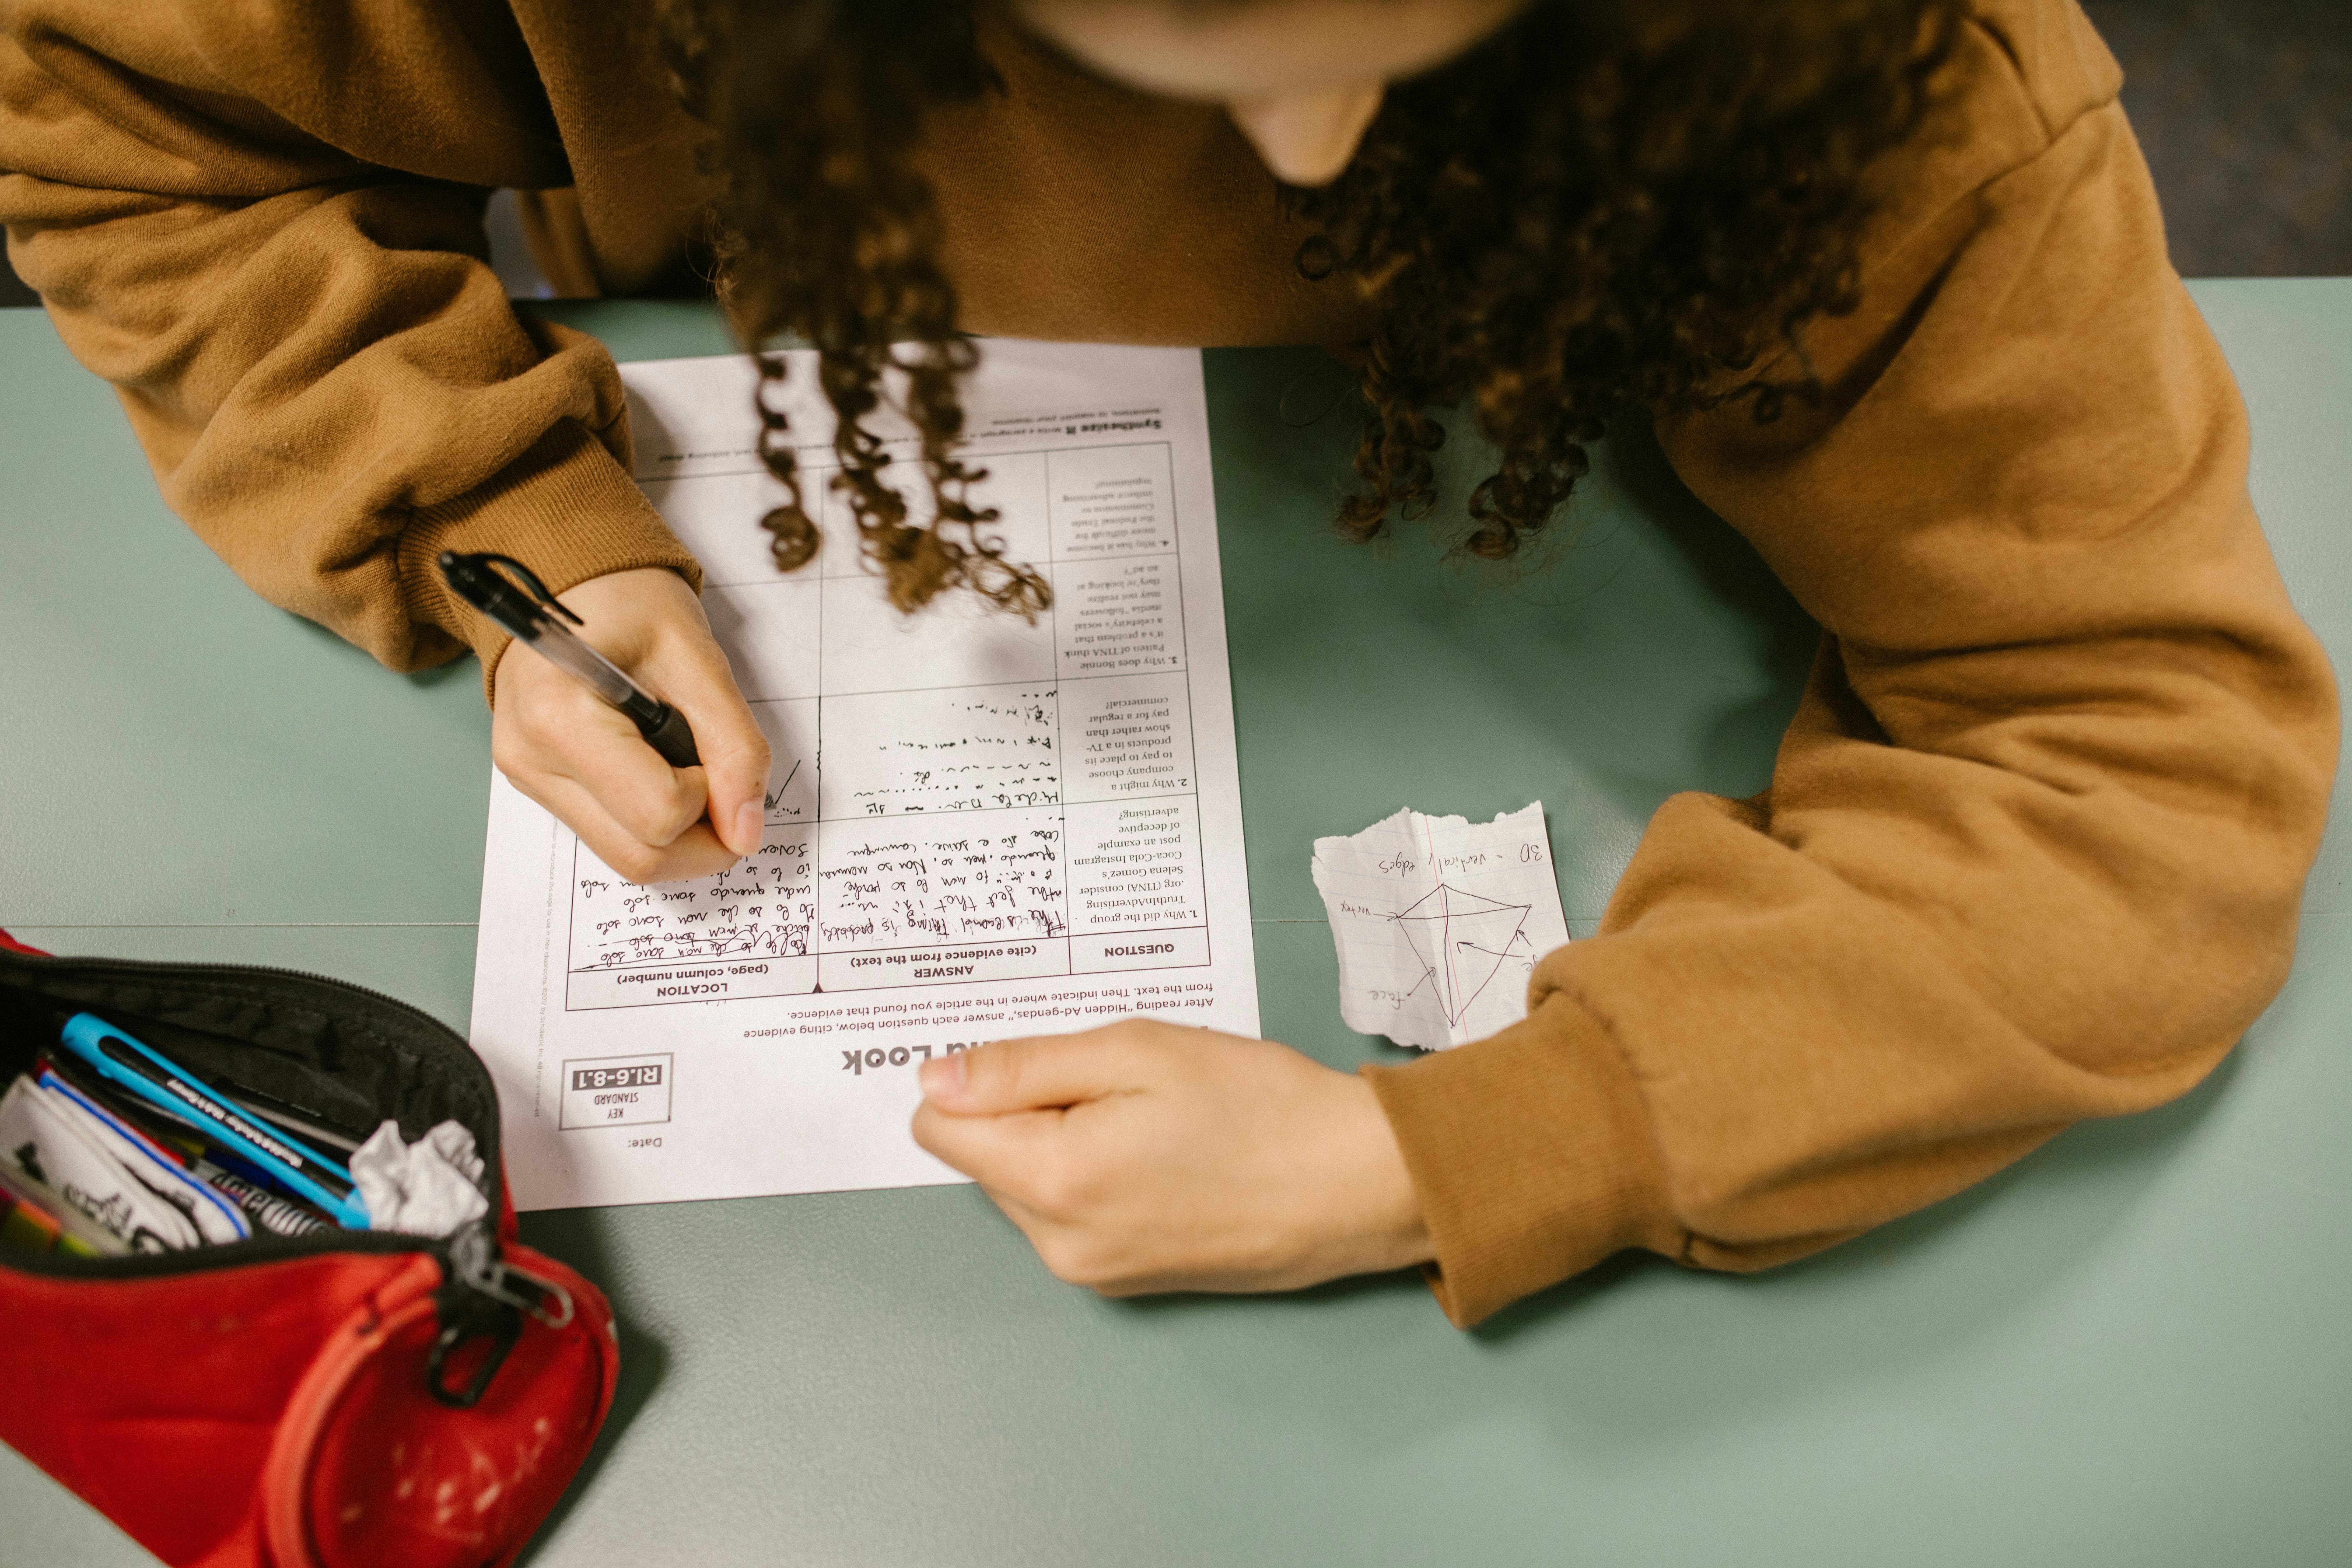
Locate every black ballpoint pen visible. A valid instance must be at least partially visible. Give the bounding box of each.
[438,552,702,768]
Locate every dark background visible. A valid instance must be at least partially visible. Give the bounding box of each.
[1,0,2346,309]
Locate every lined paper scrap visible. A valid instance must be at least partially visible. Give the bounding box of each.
[1311,804,1570,1050]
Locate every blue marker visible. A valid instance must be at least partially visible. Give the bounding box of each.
[58,1014,370,1229]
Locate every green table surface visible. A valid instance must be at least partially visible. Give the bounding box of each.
[3,284,2347,1567]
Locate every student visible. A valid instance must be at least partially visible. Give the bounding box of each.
[0,0,2333,1326]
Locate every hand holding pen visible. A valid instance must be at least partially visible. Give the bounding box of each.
[444,559,771,884]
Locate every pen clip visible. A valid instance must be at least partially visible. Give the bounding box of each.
[469,554,585,626]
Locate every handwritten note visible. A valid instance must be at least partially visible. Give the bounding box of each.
[1311,804,1570,1050]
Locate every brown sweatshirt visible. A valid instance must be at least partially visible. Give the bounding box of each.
[2,0,2334,1325]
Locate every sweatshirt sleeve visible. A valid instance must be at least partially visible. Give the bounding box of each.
[0,0,700,685]
[1363,28,2340,1326]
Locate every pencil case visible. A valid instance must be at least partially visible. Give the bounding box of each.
[0,931,619,1568]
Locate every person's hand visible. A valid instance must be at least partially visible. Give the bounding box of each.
[911,1020,1432,1295]
[490,567,769,884]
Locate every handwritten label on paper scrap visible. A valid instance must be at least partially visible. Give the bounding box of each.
[1311,804,1570,1050]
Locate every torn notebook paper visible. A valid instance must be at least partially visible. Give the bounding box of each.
[1311,804,1571,1051]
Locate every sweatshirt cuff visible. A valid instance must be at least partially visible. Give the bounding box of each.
[1362,993,1675,1328]
[395,419,704,703]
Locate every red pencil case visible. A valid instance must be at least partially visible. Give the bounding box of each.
[0,931,618,1568]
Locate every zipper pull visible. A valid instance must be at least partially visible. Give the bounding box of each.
[426,1220,576,1407]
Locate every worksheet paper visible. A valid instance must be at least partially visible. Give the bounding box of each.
[1311,805,1569,1050]
[470,342,1259,1211]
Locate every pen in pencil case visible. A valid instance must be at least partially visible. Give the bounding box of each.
[191,1159,331,1238]
[438,550,702,768]
[34,1051,337,1236]
[48,1043,363,1160]
[57,1014,371,1229]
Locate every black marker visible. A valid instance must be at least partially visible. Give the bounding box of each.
[438,552,701,768]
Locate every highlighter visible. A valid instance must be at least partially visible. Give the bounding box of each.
[57,1014,370,1229]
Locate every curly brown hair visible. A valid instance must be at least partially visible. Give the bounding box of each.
[657,0,1960,607]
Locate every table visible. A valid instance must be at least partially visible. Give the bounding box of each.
[4,284,2346,1567]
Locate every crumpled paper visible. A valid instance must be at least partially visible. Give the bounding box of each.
[352,1118,490,1235]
